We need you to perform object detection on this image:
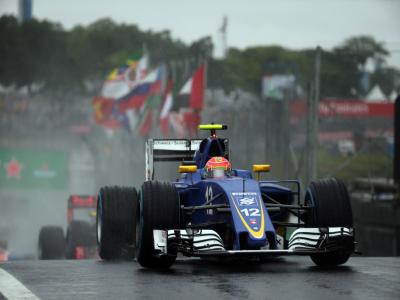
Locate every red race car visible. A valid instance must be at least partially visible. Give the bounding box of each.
[0,240,8,261]
[38,195,98,259]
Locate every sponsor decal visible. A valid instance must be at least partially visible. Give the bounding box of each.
[232,192,258,206]
[239,197,256,206]
[205,186,213,215]
[249,218,259,230]
[232,192,257,196]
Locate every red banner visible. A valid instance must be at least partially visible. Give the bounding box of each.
[290,99,394,118]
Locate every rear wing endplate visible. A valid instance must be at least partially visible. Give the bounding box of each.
[145,139,203,181]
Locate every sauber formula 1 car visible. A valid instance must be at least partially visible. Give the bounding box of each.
[38,195,98,259]
[96,124,355,268]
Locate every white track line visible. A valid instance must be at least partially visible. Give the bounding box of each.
[0,268,40,300]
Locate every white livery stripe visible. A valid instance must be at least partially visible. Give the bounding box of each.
[0,268,40,300]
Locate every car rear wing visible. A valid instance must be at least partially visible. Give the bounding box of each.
[67,195,97,223]
[145,139,203,181]
[68,195,97,209]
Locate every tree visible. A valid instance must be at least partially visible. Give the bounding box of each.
[334,36,389,67]
[0,16,23,87]
[1,16,398,99]
[371,67,400,96]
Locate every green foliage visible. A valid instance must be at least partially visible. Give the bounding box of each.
[0,15,21,86]
[319,49,360,98]
[334,36,389,67]
[0,16,397,98]
[371,67,400,96]
[0,16,201,93]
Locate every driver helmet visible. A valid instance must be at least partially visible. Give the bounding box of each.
[204,156,232,178]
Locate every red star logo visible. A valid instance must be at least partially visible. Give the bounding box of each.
[5,157,23,179]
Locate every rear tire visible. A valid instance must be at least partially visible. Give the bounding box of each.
[136,181,180,269]
[66,221,95,259]
[38,226,65,259]
[305,178,353,266]
[97,186,137,260]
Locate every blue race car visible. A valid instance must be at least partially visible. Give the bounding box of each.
[96,124,355,269]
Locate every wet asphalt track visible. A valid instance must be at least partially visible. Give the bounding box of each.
[1,256,399,300]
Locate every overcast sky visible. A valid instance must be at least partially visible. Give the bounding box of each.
[1,0,400,67]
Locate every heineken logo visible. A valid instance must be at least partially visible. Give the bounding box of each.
[33,163,57,179]
[0,149,67,190]
[4,157,23,179]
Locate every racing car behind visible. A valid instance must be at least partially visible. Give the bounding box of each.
[38,195,97,259]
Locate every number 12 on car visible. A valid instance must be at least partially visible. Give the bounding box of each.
[240,208,261,217]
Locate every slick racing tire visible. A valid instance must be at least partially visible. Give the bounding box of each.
[66,221,95,259]
[136,181,180,269]
[38,226,65,260]
[97,186,138,260]
[305,178,353,266]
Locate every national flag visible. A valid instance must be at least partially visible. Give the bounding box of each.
[159,79,174,137]
[190,63,205,109]
[135,89,163,137]
[131,66,165,137]
[183,109,201,137]
[117,67,163,112]
[173,63,205,111]
[137,108,153,137]
[101,51,149,99]
[169,112,185,138]
[92,96,122,129]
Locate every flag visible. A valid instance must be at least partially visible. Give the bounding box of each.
[169,112,185,138]
[175,64,205,136]
[93,51,149,130]
[190,63,205,109]
[92,96,122,129]
[159,79,174,137]
[135,88,163,137]
[131,67,165,137]
[117,67,163,112]
[173,63,205,111]
[182,109,201,137]
[137,108,153,137]
[101,51,149,99]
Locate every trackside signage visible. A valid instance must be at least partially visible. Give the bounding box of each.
[290,100,394,118]
[0,149,68,190]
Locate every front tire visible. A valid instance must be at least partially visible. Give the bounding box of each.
[305,178,354,266]
[97,186,137,260]
[136,181,180,269]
